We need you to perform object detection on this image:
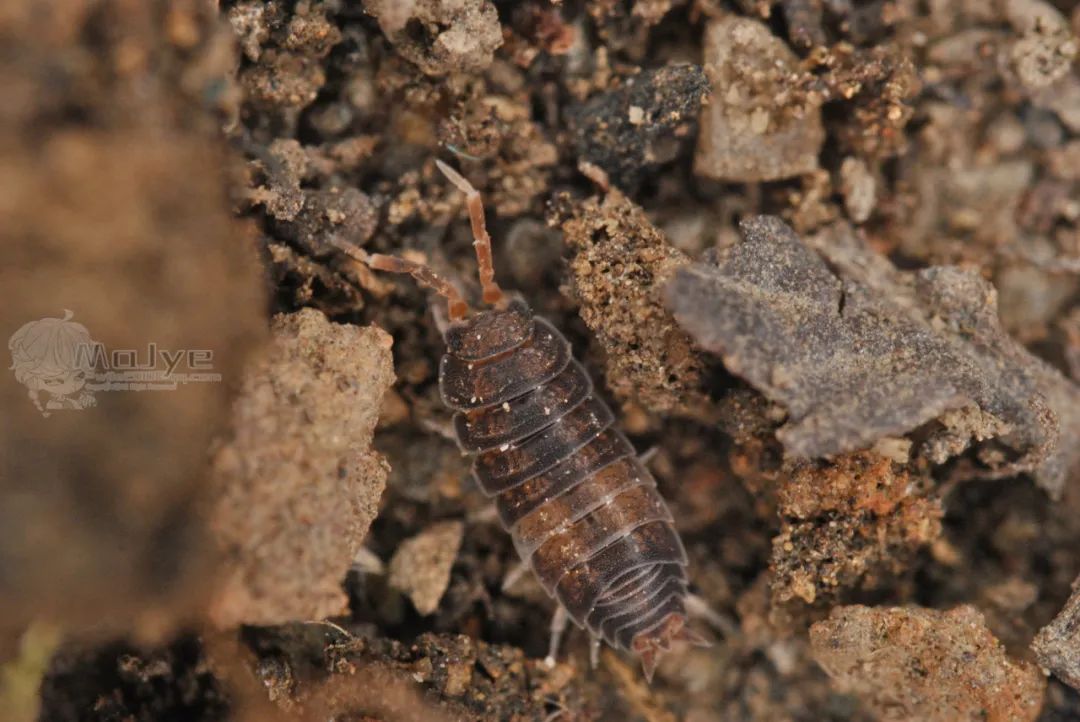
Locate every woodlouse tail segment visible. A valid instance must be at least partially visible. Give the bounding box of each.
[331,238,471,321]
[631,612,707,683]
[435,159,506,308]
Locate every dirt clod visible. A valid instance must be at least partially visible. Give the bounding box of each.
[363,0,503,77]
[569,64,709,190]
[694,16,824,182]
[808,43,920,159]
[771,452,942,611]
[559,190,709,418]
[388,520,465,616]
[1004,0,1076,93]
[1033,575,1080,691]
[811,605,1046,722]
[208,309,394,626]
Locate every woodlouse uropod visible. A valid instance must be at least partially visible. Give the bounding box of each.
[336,160,709,681]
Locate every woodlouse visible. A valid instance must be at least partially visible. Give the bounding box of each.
[336,161,707,680]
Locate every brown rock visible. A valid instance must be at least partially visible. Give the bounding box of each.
[208,309,394,626]
[363,0,503,77]
[1033,576,1080,691]
[388,520,465,616]
[694,17,824,182]
[811,605,1046,722]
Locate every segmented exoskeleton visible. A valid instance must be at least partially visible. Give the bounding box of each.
[336,161,704,680]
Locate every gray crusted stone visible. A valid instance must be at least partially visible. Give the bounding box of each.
[665,217,1078,496]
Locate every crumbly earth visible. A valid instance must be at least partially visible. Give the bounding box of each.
[694,15,825,182]
[558,188,712,420]
[1033,575,1080,691]
[810,605,1046,722]
[207,308,394,626]
[388,520,465,616]
[4,0,1080,720]
[770,452,943,617]
[37,636,229,722]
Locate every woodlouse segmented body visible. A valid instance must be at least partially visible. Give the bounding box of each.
[442,300,692,673]
[335,160,702,679]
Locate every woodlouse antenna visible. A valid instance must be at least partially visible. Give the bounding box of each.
[435,159,506,308]
[332,239,470,321]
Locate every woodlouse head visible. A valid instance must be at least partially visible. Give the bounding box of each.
[443,298,533,361]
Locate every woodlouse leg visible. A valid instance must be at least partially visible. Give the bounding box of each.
[589,637,601,669]
[331,238,470,321]
[685,593,733,640]
[416,415,459,443]
[349,546,385,576]
[465,505,500,525]
[637,445,659,466]
[435,160,506,307]
[429,298,451,337]
[500,558,531,593]
[544,605,569,668]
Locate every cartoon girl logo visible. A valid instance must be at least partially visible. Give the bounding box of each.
[8,310,99,417]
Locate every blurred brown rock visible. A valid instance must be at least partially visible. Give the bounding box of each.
[362,0,502,77]
[811,605,1045,722]
[0,0,265,640]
